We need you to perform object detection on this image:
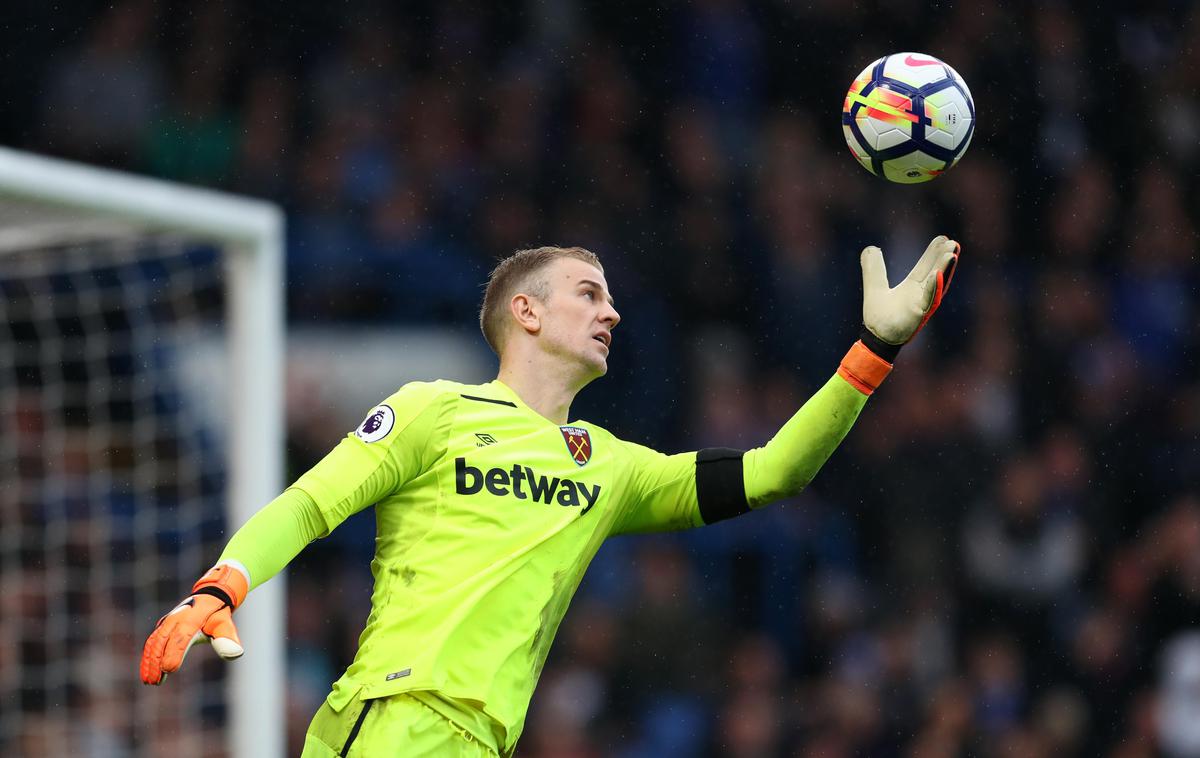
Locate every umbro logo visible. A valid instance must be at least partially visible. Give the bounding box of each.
[476,433,498,447]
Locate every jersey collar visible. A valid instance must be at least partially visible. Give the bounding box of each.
[488,379,588,429]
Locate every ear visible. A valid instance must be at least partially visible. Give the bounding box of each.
[509,293,542,336]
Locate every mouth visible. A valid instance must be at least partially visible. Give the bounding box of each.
[592,332,611,349]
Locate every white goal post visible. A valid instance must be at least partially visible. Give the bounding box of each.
[0,147,285,758]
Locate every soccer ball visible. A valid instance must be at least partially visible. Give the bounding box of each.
[842,53,975,184]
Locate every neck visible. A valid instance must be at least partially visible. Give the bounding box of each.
[496,352,589,425]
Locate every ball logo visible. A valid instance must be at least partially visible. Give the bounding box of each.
[902,54,941,67]
[354,404,395,443]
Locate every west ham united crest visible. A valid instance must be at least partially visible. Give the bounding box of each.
[560,426,592,466]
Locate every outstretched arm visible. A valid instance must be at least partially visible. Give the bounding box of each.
[612,236,960,534]
[140,382,450,685]
[137,489,324,686]
[743,235,960,507]
[742,370,870,507]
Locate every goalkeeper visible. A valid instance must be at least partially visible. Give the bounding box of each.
[141,238,960,757]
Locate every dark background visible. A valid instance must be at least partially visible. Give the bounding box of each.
[4,1,1200,755]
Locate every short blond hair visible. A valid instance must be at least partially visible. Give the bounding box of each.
[479,246,603,356]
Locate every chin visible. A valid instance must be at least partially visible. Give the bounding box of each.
[581,353,608,379]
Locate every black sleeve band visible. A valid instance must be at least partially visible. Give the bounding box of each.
[695,447,749,525]
[193,585,235,609]
[859,328,902,363]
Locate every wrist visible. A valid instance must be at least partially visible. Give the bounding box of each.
[193,562,249,609]
[859,327,902,362]
[838,339,894,396]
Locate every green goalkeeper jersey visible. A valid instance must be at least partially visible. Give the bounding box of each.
[225,365,870,754]
[291,379,707,753]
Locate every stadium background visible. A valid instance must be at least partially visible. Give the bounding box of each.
[4,1,1200,755]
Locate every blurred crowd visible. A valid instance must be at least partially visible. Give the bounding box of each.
[5,0,1200,755]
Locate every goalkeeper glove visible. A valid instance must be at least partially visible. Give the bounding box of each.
[838,235,960,395]
[861,234,960,348]
[140,562,249,685]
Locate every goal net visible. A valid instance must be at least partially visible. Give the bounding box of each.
[0,149,285,758]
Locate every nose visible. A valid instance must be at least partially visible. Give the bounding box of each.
[602,302,620,329]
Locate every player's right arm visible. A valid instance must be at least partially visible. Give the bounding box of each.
[140,381,451,685]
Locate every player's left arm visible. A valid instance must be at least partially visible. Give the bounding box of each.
[613,236,959,533]
[608,378,866,535]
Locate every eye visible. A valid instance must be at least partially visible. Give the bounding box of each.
[583,290,595,300]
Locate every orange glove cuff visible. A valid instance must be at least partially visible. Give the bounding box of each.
[193,563,249,609]
[837,340,893,396]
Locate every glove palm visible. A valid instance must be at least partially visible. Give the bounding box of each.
[861,235,960,346]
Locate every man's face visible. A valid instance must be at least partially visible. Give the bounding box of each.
[534,258,621,378]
